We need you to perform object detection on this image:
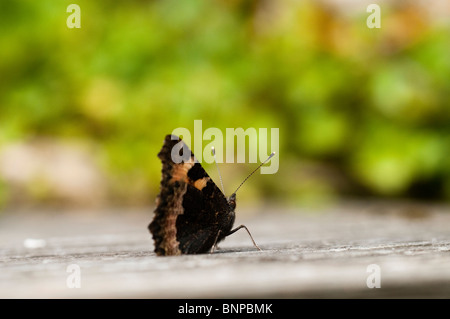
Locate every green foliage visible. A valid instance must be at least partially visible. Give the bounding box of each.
[0,0,449,205]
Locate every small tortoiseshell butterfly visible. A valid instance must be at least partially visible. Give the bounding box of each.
[149,134,275,256]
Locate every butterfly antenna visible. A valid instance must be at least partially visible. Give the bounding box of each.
[212,147,225,194]
[232,152,276,196]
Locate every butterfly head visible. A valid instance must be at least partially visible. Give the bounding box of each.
[227,193,236,211]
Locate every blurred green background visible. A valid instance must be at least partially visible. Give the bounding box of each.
[0,0,449,209]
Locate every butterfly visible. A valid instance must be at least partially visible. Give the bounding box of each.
[148,134,274,256]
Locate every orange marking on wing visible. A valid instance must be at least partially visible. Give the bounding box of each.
[193,177,210,191]
[170,161,195,184]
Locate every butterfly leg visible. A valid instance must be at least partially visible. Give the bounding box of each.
[210,230,222,254]
[228,225,262,251]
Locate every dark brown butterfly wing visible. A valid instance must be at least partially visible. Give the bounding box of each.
[149,134,235,255]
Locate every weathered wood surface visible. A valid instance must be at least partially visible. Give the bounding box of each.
[1,201,450,298]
